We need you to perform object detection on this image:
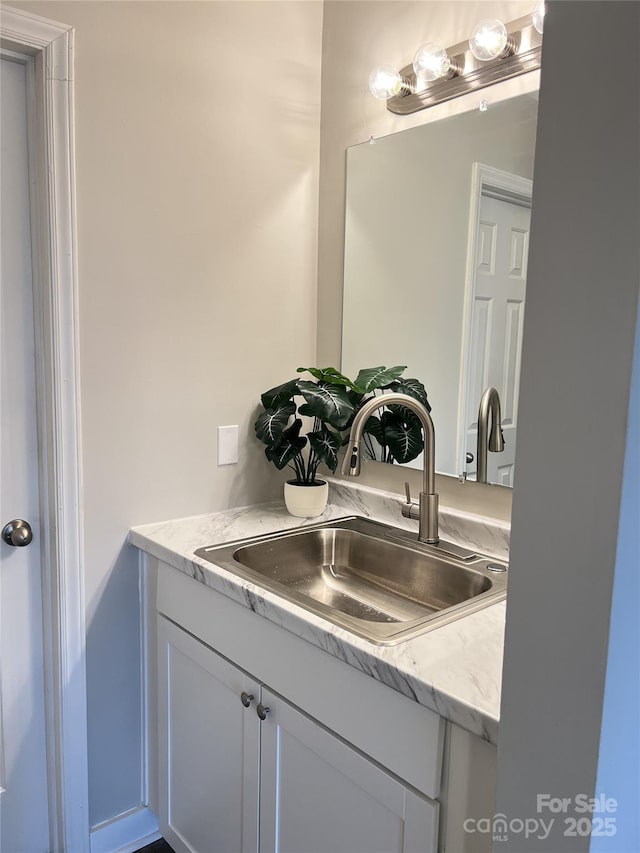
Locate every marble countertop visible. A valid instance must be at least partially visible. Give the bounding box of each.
[129,480,508,744]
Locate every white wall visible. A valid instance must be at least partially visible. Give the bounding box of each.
[495,1,640,849]
[14,0,323,828]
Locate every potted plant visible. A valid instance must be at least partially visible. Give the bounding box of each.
[254,366,431,517]
[254,367,354,517]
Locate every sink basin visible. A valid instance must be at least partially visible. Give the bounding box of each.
[194,516,507,644]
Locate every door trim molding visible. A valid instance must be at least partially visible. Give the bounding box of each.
[1,6,89,851]
[456,162,533,481]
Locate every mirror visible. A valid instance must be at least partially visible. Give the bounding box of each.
[341,93,538,487]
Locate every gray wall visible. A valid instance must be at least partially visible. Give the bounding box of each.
[495,2,640,849]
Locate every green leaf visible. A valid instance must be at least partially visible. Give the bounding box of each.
[264,442,302,470]
[389,377,432,413]
[386,405,425,432]
[254,401,295,446]
[297,381,355,429]
[362,414,384,444]
[360,414,385,461]
[297,366,355,389]
[386,406,423,428]
[382,410,424,463]
[339,388,367,433]
[260,379,299,409]
[282,418,306,446]
[264,419,307,470]
[352,365,407,394]
[308,425,341,473]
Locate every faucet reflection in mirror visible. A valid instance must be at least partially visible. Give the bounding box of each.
[369,10,543,115]
[342,393,439,544]
[476,387,505,485]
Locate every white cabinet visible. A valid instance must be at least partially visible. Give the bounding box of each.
[259,688,437,853]
[157,617,438,853]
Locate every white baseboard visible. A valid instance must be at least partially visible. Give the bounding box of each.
[90,806,160,853]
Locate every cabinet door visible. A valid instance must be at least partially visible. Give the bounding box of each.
[158,617,260,853]
[258,689,439,853]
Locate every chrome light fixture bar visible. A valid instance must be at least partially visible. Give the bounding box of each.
[385,13,542,115]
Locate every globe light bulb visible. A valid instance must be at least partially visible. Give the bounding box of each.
[368,65,403,100]
[413,43,452,82]
[469,18,510,62]
[532,1,545,34]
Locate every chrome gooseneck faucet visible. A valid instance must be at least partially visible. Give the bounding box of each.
[341,393,439,544]
[476,387,505,484]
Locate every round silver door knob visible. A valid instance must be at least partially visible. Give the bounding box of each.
[2,519,33,547]
[256,703,270,721]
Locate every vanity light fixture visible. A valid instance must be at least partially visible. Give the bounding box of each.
[370,12,542,115]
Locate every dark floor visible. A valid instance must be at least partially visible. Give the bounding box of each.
[135,840,174,853]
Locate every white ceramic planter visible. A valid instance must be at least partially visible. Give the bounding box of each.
[284,480,329,518]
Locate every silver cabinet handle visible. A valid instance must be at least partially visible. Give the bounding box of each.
[466,452,474,463]
[240,692,254,708]
[2,519,33,547]
[256,703,270,721]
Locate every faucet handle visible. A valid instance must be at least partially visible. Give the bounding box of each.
[402,481,420,521]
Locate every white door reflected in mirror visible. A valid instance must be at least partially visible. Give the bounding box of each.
[460,165,532,488]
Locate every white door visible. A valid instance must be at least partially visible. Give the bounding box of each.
[259,689,439,853]
[0,56,50,852]
[465,193,531,487]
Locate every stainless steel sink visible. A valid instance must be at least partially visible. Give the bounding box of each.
[194,516,507,644]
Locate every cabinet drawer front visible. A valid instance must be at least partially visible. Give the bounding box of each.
[158,562,445,799]
[259,689,439,853]
[158,618,260,853]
